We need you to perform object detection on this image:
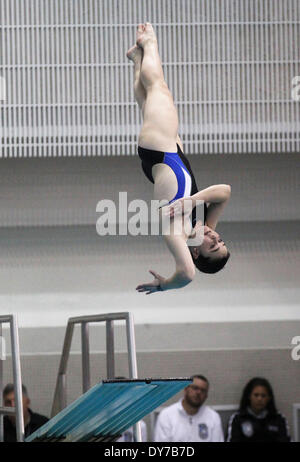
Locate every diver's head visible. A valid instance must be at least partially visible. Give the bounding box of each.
[189,224,230,274]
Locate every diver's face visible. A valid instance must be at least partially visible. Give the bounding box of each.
[201,226,228,259]
[191,224,228,259]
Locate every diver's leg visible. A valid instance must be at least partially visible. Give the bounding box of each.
[127,24,180,203]
[126,44,146,113]
[127,29,183,151]
[137,23,178,153]
[127,42,177,202]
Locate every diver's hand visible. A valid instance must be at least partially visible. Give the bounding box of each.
[166,197,193,219]
[136,270,166,295]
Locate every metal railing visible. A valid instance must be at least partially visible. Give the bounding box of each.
[2,0,300,158]
[0,315,24,442]
[51,312,141,442]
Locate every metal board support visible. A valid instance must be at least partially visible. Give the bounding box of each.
[0,315,24,442]
[51,312,141,441]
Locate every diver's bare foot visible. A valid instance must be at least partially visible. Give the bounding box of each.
[136,22,157,48]
[136,23,146,47]
[126,44,142,62]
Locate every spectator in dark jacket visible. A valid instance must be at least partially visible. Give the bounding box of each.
[227,377,290,442]
[3,383,49,442]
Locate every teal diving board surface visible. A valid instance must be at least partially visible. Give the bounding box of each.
[26,378,192,442]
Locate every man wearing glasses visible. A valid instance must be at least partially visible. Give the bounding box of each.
[154,375,224,442]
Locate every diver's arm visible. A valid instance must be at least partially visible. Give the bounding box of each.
[189,185,231,231]
[191,184,231,205]
[205,200,230,231]
[136,234,195,294]
[160,233,195,290]
[161,268,193,290]
[167,185,231,225]
[194,185,231,230]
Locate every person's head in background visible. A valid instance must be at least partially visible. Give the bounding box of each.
[3,383,31,425]
[239,377,277,416]
[182,375,209,415]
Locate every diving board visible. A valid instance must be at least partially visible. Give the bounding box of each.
[26,378,192,442]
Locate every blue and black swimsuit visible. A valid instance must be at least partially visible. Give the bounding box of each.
[138,144,207,226]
